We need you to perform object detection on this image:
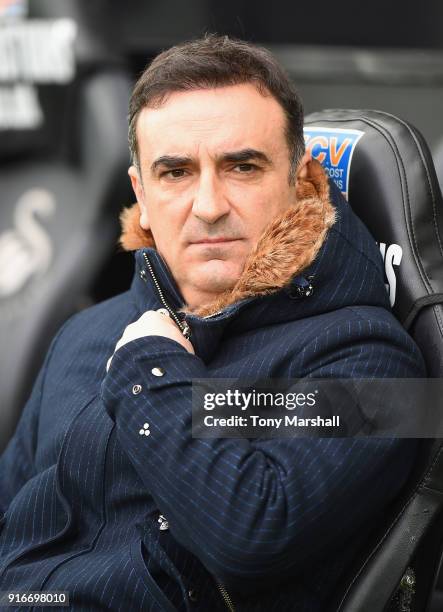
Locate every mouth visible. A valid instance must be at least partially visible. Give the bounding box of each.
[190,238,242,245]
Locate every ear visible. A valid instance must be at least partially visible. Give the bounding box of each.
[295,150,312,182]
[128,165,150,230]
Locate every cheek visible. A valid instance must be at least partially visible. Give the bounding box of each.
[236,197,284,242]
[149,197,187,241]
[229,178,292,231]
[148,213,182,267]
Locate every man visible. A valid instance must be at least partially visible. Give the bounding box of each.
[0,35,425,611]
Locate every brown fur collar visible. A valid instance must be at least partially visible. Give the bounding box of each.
[119,159,336,317]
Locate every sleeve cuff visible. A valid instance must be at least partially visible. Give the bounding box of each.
[101,335,208,414]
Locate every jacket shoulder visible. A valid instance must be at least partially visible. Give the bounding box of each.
[45,291,139,374]
[298,305,426,378]
[66,290,136,332]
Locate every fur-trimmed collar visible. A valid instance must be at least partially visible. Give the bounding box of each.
[119,159,336,317]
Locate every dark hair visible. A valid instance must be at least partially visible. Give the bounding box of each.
[128,34,304,181]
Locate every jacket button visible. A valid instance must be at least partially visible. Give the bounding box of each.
[188,588,198,602]
[158,514,169,530]
[132,384,142,395]
[151,367,165,377]
[139,423,150,436]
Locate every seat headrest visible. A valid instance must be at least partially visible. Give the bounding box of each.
[304,109,443,332]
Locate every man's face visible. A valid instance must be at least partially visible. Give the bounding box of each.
[129,83,310,309]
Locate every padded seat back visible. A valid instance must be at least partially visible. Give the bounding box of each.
[305,109,443,377]
[304,109,443,611]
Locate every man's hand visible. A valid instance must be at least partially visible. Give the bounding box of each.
[106,310,194,371]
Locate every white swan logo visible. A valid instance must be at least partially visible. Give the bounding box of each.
[378,242,403,307]
[0,189,56,297]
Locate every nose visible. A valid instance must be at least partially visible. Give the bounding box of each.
[192,170,230,224]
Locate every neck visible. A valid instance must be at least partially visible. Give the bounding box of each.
[179,285,233,314]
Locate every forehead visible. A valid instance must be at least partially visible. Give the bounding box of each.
[135,83,288,161]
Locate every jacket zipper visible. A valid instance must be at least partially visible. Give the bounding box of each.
[143,252,231,322]
[217,582,236,611]
[141,253,191,339]
[141,254,235,611]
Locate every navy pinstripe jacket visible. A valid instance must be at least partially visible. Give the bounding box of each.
[0,173,426,611]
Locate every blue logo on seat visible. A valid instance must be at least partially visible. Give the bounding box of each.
[304,127,364,200]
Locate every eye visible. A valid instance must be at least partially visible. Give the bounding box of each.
[233,163,257,173]
[161,168,187,179]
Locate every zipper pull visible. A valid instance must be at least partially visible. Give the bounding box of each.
[158,307,191,340]
[180,319,191,339]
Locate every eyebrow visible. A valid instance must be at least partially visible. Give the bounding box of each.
[151,155,193,173]
[150,148,272,173]
[218,148,272,165]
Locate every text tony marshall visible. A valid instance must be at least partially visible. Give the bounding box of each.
[204,415,341,428]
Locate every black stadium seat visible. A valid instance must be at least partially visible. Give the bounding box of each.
[304,109,443,611]
[0,0,133,452]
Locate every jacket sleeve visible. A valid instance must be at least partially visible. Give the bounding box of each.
[0,319,72,515]
[101,317,425,593]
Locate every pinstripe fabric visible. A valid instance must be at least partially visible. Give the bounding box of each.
[0,183,426,611]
